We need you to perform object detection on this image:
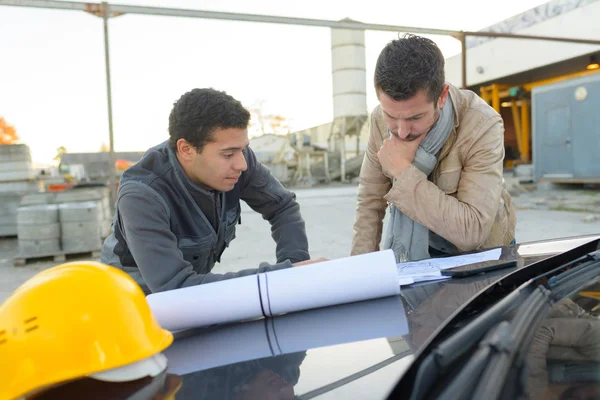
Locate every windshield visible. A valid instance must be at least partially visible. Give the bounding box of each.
[524,280,600,400]
[390,245,600,400]
[471,250,600,400]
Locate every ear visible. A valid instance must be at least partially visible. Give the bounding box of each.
[176,138,196,161]
[437,84,450,109]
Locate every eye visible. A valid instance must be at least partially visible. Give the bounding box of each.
[223,153,234,158]
[411,116,422,121]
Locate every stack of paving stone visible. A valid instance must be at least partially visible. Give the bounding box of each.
[0,144,39,237]
[55,186,112,239]
[58,202,102,253]
[16,204,61,255]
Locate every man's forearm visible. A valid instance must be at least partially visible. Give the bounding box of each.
[151,260,294,293]
[240,148,310,263]
[269,199,310,263]
[351,199,386,255]
[351,107,392,255]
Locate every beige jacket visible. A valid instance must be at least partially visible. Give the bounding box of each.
[351,84,517,255]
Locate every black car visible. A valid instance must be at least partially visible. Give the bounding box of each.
[31,234,600,400]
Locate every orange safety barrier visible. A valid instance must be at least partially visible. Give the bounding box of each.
[47,183,75,192]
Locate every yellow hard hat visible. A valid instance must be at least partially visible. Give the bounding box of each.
[0,261,173,400]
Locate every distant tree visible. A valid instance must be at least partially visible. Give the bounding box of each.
[248,100,291,136]
[0,117,19,144]
[268,114,291,136]
[248,100,267,135]
[54,146,67,163]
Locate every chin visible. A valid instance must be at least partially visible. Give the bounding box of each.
[218,181,238,191]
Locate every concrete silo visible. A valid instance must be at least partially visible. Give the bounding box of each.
[330,19,369,181]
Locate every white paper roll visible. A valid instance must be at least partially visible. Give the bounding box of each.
[262,249,400,316]
[146,275,263,332]
[147,250,400,332]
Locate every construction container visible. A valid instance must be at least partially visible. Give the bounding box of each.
[532,73,600,183]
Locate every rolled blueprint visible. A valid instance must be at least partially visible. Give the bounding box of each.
[146,274,263,332]
[259,250,400,316]
[164,295,408,375]
[147,249,400,332]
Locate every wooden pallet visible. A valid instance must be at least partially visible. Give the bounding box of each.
[14,249,101,267]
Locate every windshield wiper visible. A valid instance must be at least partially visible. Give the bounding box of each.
[468,286,553,400]
[466,253,600,400]
[547,250,600,300]
[391,247,600,400]
[405,283,534,400]
[434,321,512,400]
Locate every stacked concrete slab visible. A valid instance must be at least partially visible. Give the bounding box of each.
[55,187,112,239]
[17,204,61,255]
[58,202,102,253]
[15,187,112,259]
[0,144,38,236]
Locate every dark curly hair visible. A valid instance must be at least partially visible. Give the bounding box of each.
[168,88,250,152]
[374,34,445,103]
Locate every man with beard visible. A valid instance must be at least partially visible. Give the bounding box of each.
[351,34,516,262]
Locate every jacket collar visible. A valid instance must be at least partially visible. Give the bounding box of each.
[436,83,463,163]
[447,83,464,131]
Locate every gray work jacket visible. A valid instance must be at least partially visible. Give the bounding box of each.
[101,141,309,293]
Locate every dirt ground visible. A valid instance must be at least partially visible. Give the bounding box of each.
[1,182,599,303]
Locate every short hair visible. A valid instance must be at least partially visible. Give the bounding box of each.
[168,88,250,152]
[374,34,446,103]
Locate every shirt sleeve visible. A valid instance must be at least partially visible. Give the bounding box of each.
[239,147,310,264]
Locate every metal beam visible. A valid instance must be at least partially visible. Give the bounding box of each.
[108,4,460,36]
[464,31,600,46]
[0,0,89,11]
[101,2,117,210]
[0,0,455,36]
[460,33,467,89]
[3,0,600,46]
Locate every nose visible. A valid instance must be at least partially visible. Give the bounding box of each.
[234,152,248,172]
[396,120,412,140]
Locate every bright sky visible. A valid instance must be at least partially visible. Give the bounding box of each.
[0,0,549,165]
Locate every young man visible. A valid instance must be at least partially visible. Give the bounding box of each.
[101,88,312,294]
[351,34,516,262]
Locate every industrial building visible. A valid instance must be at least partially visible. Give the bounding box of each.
[444,0,599,183]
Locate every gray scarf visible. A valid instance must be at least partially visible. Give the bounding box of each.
[383,96,455,262]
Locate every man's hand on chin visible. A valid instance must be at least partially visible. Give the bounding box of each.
[377,133,424,179]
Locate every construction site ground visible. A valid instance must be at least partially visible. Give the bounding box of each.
[1,179,599,303]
